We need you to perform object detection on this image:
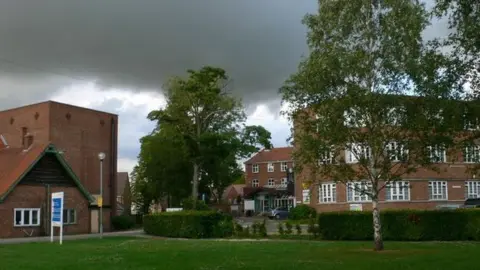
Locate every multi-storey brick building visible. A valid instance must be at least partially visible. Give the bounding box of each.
[243,147,295,213]
[293,105,480,212]
[0,101,118,236]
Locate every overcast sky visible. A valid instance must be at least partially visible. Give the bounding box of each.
[0,0,447,173]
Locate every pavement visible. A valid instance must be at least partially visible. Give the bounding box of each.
[0,229,145,245]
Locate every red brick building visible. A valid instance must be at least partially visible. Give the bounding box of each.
[243,147,295,213]
[0,142,93,238]
[293,114,480,213]
[0,101,118,236]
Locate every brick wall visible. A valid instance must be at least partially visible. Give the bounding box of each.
[0,185,90,238]
[245,161,294,187]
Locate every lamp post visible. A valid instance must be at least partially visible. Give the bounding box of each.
[98,152,106,238]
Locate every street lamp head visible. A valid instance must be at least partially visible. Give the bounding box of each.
[288,168,293,173]
[98,152,106,161]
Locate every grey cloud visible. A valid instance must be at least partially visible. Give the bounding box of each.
[0,0,315,108]
[0,0,450,111]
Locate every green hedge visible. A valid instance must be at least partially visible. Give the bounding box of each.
[143,211,233,238]
[318,209,480,241]
[111,215,135,231]
[289,205,317,220]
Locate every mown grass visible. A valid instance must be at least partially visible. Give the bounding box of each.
[0,237,478,269]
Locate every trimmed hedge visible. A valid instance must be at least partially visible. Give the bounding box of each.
[318,209,480,241]
[144,211,233,238]
[289,205,317,220]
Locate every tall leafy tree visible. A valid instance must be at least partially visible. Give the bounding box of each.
[147,66,272,207]
[282,0,468,251]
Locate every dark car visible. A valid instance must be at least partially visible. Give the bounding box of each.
[464,198,480,208]
[269,207,289,220]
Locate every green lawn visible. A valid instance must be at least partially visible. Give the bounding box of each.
[1,237,479,269]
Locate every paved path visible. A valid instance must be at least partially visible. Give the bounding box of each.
[0,229,145,245]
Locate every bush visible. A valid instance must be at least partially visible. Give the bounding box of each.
[285,221,293,235]
[181,197,210,211]
[318,209,480,241]
[144,211,233,238]
[295,224,302,235]
[277,222,285,235]
[111,215,135,231]
[289,205,317,220]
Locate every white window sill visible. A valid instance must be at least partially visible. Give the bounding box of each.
[346,201,371,204]
[384,199,411,202]
[318,201,337,204]
[428,199,448,201]
[14,224,41,227]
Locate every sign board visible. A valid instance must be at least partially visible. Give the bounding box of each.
[244,200,255,211]
[166,208,183,212]
[97,196,103,207]
[50,192,64,244]
[349,204,363,211]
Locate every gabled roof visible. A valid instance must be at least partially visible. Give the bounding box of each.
[0,143,93,202]
[244,147,293,164]
[117,172,129,195]
[222,184,246,200]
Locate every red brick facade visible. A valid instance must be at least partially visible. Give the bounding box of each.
[244,148,294,188]
[0,101,118,218]
[0,185,90,238]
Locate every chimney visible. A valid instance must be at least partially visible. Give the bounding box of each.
[22,128,33,150]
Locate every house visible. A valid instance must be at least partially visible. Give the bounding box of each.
[222,184,245,204]
[0,141,93,238]
[293,102,480,212]
[0,101,118,232]
[116,172,132,215]
[243,147,295,213]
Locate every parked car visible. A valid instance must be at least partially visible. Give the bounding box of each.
[269,207,289,220]
[464,198,480,208]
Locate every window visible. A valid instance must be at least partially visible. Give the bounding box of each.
[346,143,371,163]
[429,181,448,200]
[463,114,479,130]
[281,178,288,185]
[63,209,76,224]
[386,181,410,201]
[319,183,336,203]
[302,189,311,203]
[252,164,259,173]
[343,107,365,127]
[280,162,288,172]
[464,145,480,163]
[252,179,259,187]
[386,141,407,162]
[117,195,123,204]
[428,145,446,163]
[346,181,372,202]
[267,178,275,186]
[319,149,335,164]
[465,181,480,199]
[267,162,274,172]
[14,208,40,227]
[387,106,406,126]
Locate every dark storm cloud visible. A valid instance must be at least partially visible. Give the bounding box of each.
[0,0,316,107]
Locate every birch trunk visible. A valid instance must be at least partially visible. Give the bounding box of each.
[192,162,199,208]
[372,198,384,251]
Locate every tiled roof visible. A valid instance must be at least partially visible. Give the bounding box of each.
[222,184,246,200]
[0,144,47,198]
[244,147,293,164]
[117,172,129,195]
[0,143,93,202]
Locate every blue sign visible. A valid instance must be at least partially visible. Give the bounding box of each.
[52,197,62,222]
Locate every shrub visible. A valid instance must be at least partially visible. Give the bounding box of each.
[318,209,480,241]
[111,215,135,231]
[285,221,293,235]
[258,220,268,237]
[144,210,233,238]
[277,222,285,235]
[181,197,210,211]
[289,205,317,220]
[307,218,319,238]
[295,224,302,235]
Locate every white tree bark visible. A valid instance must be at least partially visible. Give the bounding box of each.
[372,198,384,251]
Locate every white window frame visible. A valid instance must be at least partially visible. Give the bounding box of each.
[13,208,41,227]
[319,148,335,164]
[346,143,371,164]
[464,145,480,163]
[302,189,311,204]
[267,178,275,187]
[465,181,480,199]
[346,181,372,202]
[252,179,259,187]
[63,208,76,225]
[386,141,408,162]
[252,164,259,173]
[385,181,410,201]
[343,107,366,128]
[427,145,446,163]
[280,177,288,185]
[463,115,479,130]
[280,162,288,172]
[428,181,448,200]
[319,183,336,203]
[267,162,274,172]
